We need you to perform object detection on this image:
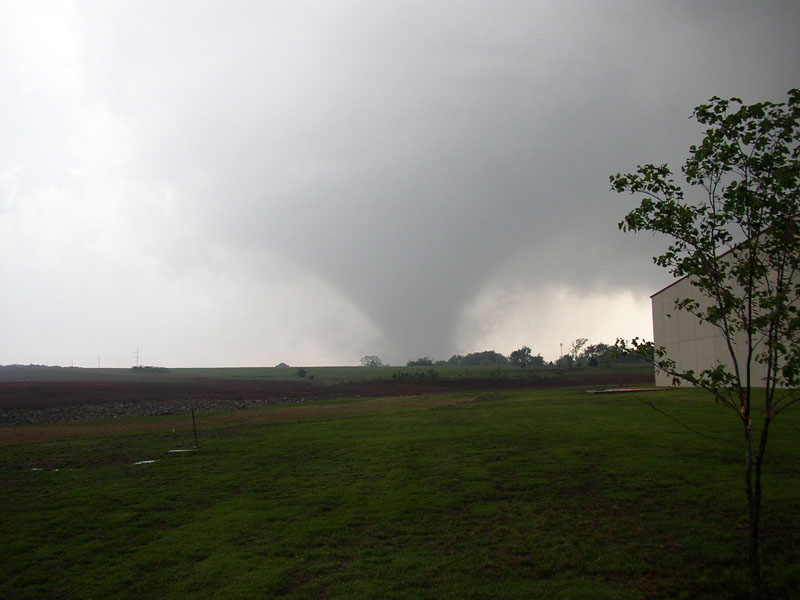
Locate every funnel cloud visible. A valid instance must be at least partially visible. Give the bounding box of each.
[2,1,799,366]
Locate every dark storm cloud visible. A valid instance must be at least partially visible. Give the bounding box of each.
[2,1,800,365]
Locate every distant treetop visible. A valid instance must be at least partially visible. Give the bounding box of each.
[360,355,385,367]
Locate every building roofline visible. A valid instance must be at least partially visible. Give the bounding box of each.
[649,244,738,298]
[650,276,687,298]
[648,216,799,298]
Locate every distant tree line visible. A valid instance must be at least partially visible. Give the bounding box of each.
[404,349,544,367]
[131,365,169,373]
[362,339,644,370]
[554,339,644,368]
[406,350,513,367]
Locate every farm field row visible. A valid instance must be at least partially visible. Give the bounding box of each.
[0,363,654,384]
[0,363,655,422]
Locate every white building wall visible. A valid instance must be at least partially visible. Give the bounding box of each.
[651,275,770,387]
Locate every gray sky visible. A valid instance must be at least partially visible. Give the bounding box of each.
[2,1,799,367]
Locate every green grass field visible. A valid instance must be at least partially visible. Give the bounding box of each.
[2,387,799,599]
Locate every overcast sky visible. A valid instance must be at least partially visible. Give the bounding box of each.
[2,1,799,367]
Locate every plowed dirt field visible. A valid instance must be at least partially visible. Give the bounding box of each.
[0,370,654,425]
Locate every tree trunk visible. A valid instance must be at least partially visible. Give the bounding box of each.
[744,424,763,599]
[749,486,762,599]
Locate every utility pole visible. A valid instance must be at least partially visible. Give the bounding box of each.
[135,348,140,368]
[191,406,200,448]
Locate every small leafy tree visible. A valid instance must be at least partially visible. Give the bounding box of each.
[612,89,800,598]
[360,355,384,367]
[509,346,533,367]
[569,337,588,363]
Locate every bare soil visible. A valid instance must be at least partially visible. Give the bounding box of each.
[0,371,653,425]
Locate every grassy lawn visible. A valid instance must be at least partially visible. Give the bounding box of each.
[1,388,799,599]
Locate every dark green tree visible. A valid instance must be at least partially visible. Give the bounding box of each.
[529,353,545,367]
[406,357,434,367]
[612,89,800,598]
[447,351,509,366]
[360,355,384,367]
[582,343,612,367]
[509,346,533,367]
